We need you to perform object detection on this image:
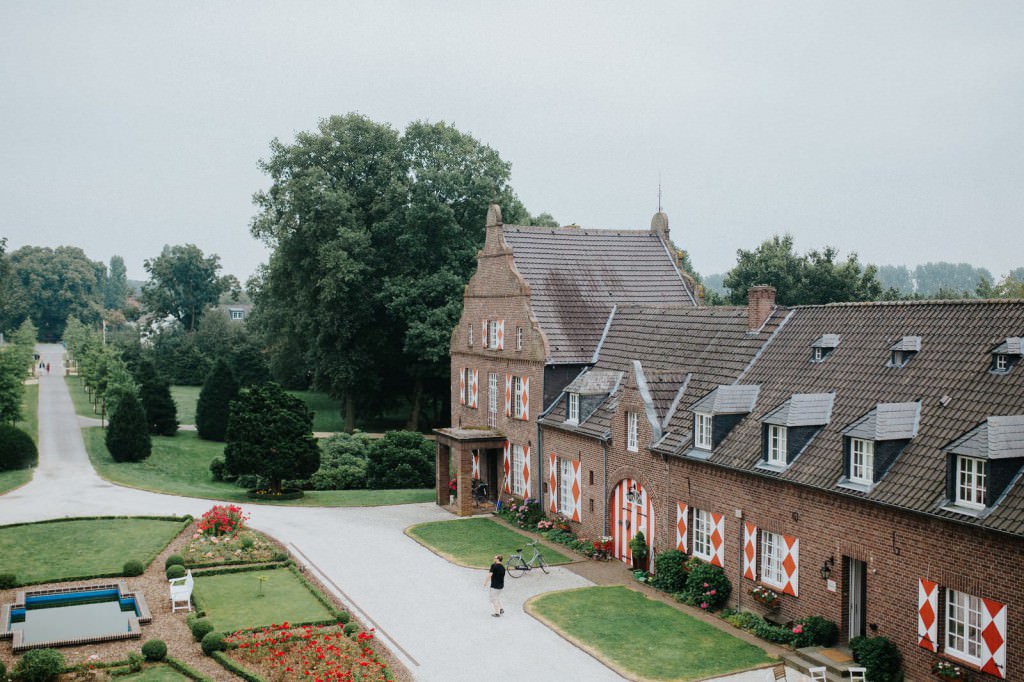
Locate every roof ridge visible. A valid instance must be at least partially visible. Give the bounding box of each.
[798,298,1024,309]
[503,224,656,236]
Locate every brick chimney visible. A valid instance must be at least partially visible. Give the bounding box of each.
[747,285,776,330]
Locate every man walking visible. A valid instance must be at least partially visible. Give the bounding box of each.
[485,554,505,617]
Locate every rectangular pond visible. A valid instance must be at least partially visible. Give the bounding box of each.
[1,582,151,652]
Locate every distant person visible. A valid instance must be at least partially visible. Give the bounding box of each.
[485,554,505,617]
[45,363,50,374]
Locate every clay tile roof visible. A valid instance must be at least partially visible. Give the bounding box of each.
[502,226,696,364]
[763,393,834,427]
[946,415,1024,460]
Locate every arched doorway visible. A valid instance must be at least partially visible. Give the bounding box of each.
[611,478,655,570]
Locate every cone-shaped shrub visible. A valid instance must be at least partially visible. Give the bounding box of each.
[196,359,238,441]
[106,392,152,462]
[135,360,178,436]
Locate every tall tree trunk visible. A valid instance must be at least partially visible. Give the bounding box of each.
[344,394,355,433]
[405,376,423,432]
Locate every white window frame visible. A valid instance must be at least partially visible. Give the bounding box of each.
[692,508,713,561]
[694,413,712,450]
[559,458,573,516]
[760,531,787,589]
[766,425,787,465]
[849,438,874,485]
[468,324,473,346]
[945,589,984,666]
[512,376,525,419]
[516,326,523,350]
[956,456,987,509]
[566,393,579,424]
[489,320,501,349]
[487,372,498,428]
[995,354,1008,371]
[812,347,823,362]
[512,444,526,497]
[230,309,244,320]
[626,412,639,452]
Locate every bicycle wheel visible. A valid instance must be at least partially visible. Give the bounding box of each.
[506,558,526,578]
[537,555,549,574]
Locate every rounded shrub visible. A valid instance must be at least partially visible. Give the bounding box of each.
[343,622,360,637]
[0,660,6,682]
[209,457,228,481]
[190,617,215,642]
[200,631,226,655]
[681,558,731,610]
[123,560,144,577]
[651,550,689,593]
[336,610,350,624]
[164,554,185,569]
[850,636,903,682]
[141,639,167,662]
[0,424,38,471]
[793,616,839,648]
[166,564,187,580]
[12,648,65,682]
[0,573,17,589]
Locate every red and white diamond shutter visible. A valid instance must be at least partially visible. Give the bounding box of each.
[743,522,757,580]
[917,579,938,652]
[980,597,1007,678]
[469,369,479,408]
[709,512,725,568]
[520,377,530,419]
[522,444,531,494]
[781,536,799,596]
[548,454,557,513]
[495,320,504,350]
[482,320,489,348]
[458,369,466,405]
[471,452,480,479]
[676,502,688,552]
[502,440,511,494]
[504,374,512,417]
[570,460,582,522]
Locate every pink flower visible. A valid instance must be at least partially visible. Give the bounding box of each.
[700,602,709,609]
[703,582,709,588]
[709,589,716,595]
[792,624,803,634]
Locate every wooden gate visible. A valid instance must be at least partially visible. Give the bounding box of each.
[611,478,654,569]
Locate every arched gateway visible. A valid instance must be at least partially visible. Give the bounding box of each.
[610,478,655,570]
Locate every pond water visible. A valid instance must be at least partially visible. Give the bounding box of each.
[9,589,139,646]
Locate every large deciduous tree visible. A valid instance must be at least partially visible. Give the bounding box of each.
[5,245,104,339]
[223,382,319,493]
[142,244,235,332]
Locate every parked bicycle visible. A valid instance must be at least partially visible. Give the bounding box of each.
[506,539,549,577]
[472,479,489,507]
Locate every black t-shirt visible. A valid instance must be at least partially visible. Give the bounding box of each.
[489,562,506,589]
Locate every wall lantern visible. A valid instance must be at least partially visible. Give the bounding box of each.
[820,555,835,581]
[625,484,642,505]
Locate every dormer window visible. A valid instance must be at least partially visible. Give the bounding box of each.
[810,334,840,363]
[849,438,875,485]
[994,354,1008,372]
[694,413,712,450]
[888,336,920,368]
[942,415,1024,514]
[566,393,579,424]
[812,347,823,362]
[766,425,787,465]
[838,402,920,491]
[686,384,760,458]
[990,338,1022,374]
[758,393,834,471]
[955,456,987,509]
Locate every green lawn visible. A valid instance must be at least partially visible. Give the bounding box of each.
[82,427,433,507]
[0,469,33,495]
[170,385,200,426]
[0,517,187,584]
[66,376,101,418]
[17,382,39,442]
[531,586,774,681]
[119,665,192,682]
[408,517,573,568]
[194,568,335,632]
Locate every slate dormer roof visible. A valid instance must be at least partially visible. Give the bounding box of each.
[890,335,922,352]
[564,369,622,396]
[811,334,841,349]
[992,337,1024,356]
[690,385,761,415]
[945,415,1024,460]
[502,225,696,364]
[762,393,834,427]
[842,402,921,441]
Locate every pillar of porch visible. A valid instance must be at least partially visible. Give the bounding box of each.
[456,445,474,517]
[435,442,450,506]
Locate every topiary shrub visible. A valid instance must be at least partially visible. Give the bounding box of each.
[190,617,215,642]
[166,564,186,580]
[850,635,903,682]
[196,359,239,441]
[12,648,65,682]
[123,560,144,577]
[793,615,839,648]
[165,554,185,569]
[141,639,167,662]
[651,550,689,593]
[201,631,226,655]
[0,425,38,471]
[106,392,152,462]
[680,558,731,611]
[0,573,17,589]
[209,457,228,481]
[343,622,359,637]
[134,360,178,436]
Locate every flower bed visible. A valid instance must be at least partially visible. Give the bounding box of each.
[224,622,392,681]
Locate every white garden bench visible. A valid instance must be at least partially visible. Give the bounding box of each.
[169,569,194,613]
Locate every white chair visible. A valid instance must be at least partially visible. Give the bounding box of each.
[808,667,827,682]
[846,667,866,681]
[169,568,194,613]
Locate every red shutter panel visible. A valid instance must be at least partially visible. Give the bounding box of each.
[482,319,489,348]
[570,461,582,522]
[676,503,688,552]
[548,454,557,513]
[521,376,530,419]
[496,320,504,350]
[522,444,531,495]
[459,369,466,405]
[917,579,938,652]
[471,452,480,479]
[504,373,512,416]
[781,536,799,596]
[502,440,511,494]
[709,512,724,568]
[470,369,479,408]
[743,523,757,580]
[981,597,1008,678]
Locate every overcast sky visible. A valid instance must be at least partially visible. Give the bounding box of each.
[2,1,1022,284]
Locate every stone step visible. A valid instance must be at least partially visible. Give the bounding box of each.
[782,646,860,682]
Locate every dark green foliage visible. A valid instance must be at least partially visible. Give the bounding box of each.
[224,382,319,493]
[196,360,239,441]
[134,360,178,436]
[628,531,649,567]
[165,554,186,569]
[12,648,65,682]
[189,617,215,642]
[365,430,434,489]
[209,457,230,481]
[343,622,359,636]
[200,631,226,655]
[0,659,6,682]
[141,639,168,662]
[166,564,187,580]
[0,424,37,470]
[309,433,370,490]
[106,392,152,462]
[850,636,903,682]
[122,560,144,577]
[680,558,731,610]
[142,244,234,333]
[148,330,211,386]
[793,616,839,648]
[126,651,145,673]
[0,573,16,589]
[651,550,689,593]
[5,245,104,340]
[337,610,350,624]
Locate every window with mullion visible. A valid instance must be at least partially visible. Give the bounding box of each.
[760,531,786,589]
[849,438,874,484]
[559,458,573,515]
[567,393,579,424]
[956,456,987,509]
[512,376,524,419]
[487,373,498,428]
[694,413,712,450]
[511,445,526,496]
[766,425,787,465]
[946,589,984,665]
[692,508,713,561]
[626,412,639,452]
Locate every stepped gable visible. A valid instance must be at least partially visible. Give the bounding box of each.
[698,299,1024,536]
[502,225,696,365]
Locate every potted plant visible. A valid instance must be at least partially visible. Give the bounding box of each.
[448,479,457,505]
[750,585,781,609]
[592,536,613,561]
[628,531,649,570]
[932,660,970,681]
